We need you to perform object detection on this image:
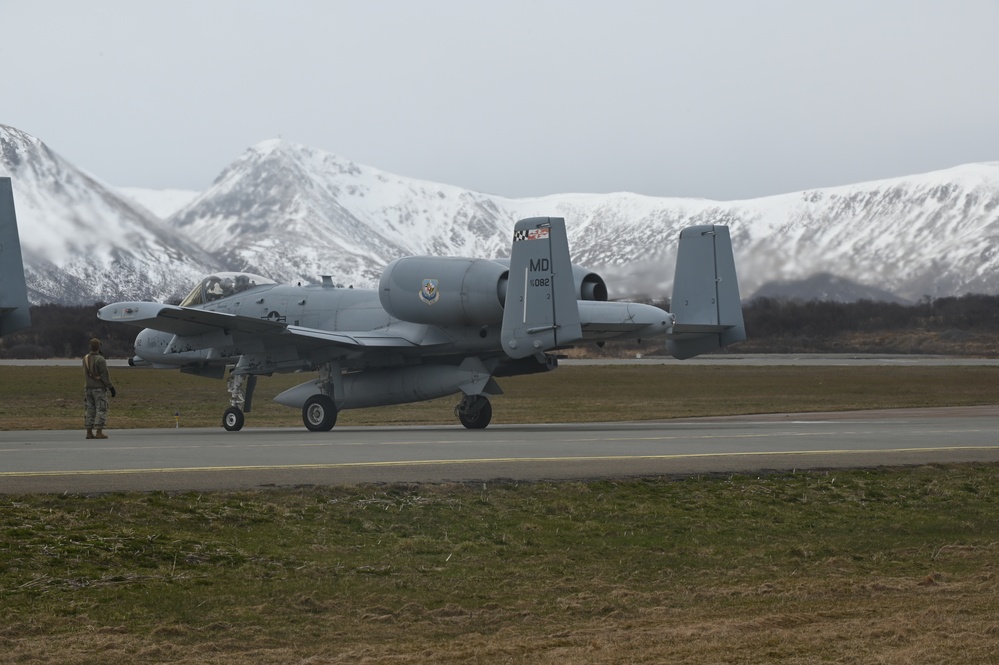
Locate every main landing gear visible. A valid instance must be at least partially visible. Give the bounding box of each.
[303,394,337,431]
[299,361,340,432]
[455,394,492,429]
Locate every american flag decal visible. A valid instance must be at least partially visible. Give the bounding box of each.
[513,227,550,242]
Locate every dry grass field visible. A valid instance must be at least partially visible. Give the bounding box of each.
[2,467,998,664]
[1,363,997,430]
[2,364,998,663]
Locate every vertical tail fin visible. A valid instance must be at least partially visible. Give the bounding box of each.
[501,217,582,359]
[667,224,745,359]
[0,178,31,336]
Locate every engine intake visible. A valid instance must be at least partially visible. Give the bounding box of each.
[573,266,608,301]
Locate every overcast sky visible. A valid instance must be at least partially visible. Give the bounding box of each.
[4,0,998,201]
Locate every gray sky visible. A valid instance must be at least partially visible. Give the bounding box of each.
[4,0,998,200]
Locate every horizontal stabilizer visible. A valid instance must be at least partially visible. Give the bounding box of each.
[0,178,31,336]
[667,225,745,359]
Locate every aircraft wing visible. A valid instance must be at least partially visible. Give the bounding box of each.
[284,325,449,348]
[99,302,285,337]
[97,302,448,350]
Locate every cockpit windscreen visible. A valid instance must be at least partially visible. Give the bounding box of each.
[179,272,276,307]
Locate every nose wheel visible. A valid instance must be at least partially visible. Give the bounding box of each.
[456,394,492,429]
[223,371,256,431]
[223,406,244,431]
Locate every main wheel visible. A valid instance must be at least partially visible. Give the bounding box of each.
[303,394,337,431]
[222,406,244,431]
[458,395,492,429]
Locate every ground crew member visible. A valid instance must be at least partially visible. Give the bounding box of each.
[83,337,116,439]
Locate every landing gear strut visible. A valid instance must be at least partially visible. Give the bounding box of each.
[222,372,256,431]
[456,394,492,429]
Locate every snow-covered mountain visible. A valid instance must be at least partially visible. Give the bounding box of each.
[169,139,515,287]
[116,186,199,219]
[0,125,220,304]
[722,165,999,302]
[752,273,911,304]
[170,138,999,302]
[3,123,998,305]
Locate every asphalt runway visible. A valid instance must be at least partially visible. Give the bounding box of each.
[2,406,998,493]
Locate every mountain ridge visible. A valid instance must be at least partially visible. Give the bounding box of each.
[0,124,221,304]
[2,124,997,305]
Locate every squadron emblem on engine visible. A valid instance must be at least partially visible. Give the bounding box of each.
[420,279,440,305]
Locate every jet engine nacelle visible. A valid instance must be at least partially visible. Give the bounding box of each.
[379,257,508,325]
[379,256,610,326]
[572,265,608,302]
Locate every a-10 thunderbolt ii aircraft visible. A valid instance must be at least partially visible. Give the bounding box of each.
[98,217,745,431]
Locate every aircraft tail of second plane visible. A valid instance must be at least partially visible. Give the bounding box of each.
[0,177,31,336]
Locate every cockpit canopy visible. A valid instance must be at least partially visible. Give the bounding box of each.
[180,272,276,307]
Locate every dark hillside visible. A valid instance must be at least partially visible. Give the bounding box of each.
[0,304,135,359]
[735,294,999,355]
[575,294,999,357]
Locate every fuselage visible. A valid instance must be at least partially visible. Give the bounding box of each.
[132,280,672,374]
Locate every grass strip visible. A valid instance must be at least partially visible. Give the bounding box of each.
[1,465,997,663]
[2,364,998,430]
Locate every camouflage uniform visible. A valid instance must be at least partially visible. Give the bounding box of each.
[83,343,115,437]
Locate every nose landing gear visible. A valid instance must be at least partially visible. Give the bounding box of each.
[223,406,244,431]
[222,372,256,431]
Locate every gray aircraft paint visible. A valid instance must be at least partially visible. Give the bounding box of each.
[667,225,746,359]
[0,178,31,336]
[500,217,583,359]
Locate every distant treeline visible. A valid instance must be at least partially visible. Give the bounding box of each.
[0,304,136,359]
[744,294,999,338]
[3,294,999,359]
